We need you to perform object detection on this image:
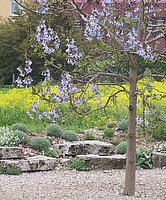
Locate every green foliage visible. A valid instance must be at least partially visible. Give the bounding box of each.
[11,123,28,133]
[0,166,22,175]
[46,124,63,138]
[0,18,28,84]
[68,158,91,171]
[103,129,114,139]
[117,119,128,131]
[116,141,127,154]
[160,144,166,152]
[30,137,51,152]
[43,148,59,158]
[152,122,166,140]
[62,130,78,141]
[0,107,29,126]
[84,133,95,140]
[136,149,153,169]
[13,130,28,145]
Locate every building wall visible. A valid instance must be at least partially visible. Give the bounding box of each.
[0,0,11,18]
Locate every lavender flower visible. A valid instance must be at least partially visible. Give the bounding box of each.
[66,38,82,65]
[37,0,49,14]
[41,69,51,81]
[84,10,103,41]
[16,59,33,87]
[36,20,60,54]
[91,84,100,98]
[144,109,150,115]
[15,76,23,87]
[125,28,139,51]
[136,117,143,125]
[144,119,149,127]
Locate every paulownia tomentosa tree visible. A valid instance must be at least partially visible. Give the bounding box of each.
[15,0,166,196]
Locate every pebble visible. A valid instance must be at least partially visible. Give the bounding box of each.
[0,169,165,200]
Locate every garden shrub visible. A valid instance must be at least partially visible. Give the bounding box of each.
[68,158,91,171]
[136,148,153,169]
[62,130,78,141]
[30,137,51,152]
[0,166,22,175]
[84,133,95,140]
[0,127,18,146]
[160,144,166,152]
[13,130,28,145]
[11,123,28,133]
[43,147,59,158]
[116,141,127,154]
[117,119,128,131]
[152,122,166,140]
[103,128,114,139]
[46,124,63,138]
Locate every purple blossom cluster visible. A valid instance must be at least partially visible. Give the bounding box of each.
[41,69,51,81]
[136,107,150,127]
[16,59,33,87]
[125,28,139,51]
[54,72,78,104]
[91,84,100,98]
[66,38,82,65]
[27,99,60,123]
[137,44,156,61]
[84,10,103,41]
[36,20,60,54]
[37,0,49,14]
[27,72,80,122]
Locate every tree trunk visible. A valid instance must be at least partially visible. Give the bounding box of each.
[124,55,138,196]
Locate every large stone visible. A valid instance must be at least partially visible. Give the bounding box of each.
[76,154,126,170]
[152,152,166,168]
[0,147,23,160]
[0,155,58,172]
[54,140,113,156]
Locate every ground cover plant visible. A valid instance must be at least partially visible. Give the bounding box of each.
[0,166,22,175]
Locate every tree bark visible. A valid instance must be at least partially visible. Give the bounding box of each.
[124,55,138,196]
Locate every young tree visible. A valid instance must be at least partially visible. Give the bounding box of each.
[15,0,166,196]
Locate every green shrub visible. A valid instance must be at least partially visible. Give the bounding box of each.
[11,123,28,133]
[84,133,95,140]
[160,144,166,152]
[13,130,28,145]
[46,124,63,138]
[0,166,22,175]
[30,137,51,152]
[0,127,18,146]
[152,122,166,140]
[136,149,153,169]
[117,120,128,131]
[68,158,90,171]
[103,129,114,139]
[43,148,59,158]
[62,130,78,141]
[116,141,127,154]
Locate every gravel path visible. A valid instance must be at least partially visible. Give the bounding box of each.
[0,169,165,200]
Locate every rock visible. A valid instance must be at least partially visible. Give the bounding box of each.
[152,152,166,168]
[76,154,126,170]
[0,155,58,172]
[0,147,24,160]
[54,140,113,156]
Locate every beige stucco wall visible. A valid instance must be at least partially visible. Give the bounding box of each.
[0,0,11,18]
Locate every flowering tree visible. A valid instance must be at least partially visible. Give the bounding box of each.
[15,0,166,196]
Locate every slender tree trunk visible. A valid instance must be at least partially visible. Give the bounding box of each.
[124,55,138,196]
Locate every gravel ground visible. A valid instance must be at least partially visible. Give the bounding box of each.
[0,169,165,200]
